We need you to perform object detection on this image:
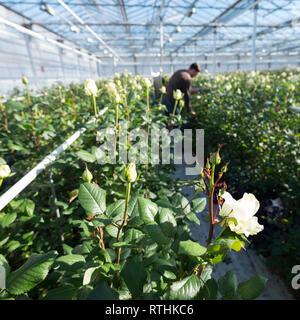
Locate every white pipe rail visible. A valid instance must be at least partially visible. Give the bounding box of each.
[0,107,108,212]
[290,105,300,112]
[1,93,48,104]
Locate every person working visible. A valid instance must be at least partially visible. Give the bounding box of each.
[162,63,202,116]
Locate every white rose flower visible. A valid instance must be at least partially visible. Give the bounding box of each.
[107,82,116,91]
[225,84,232,91]
[173,89,184,100]
[248,78,255,85]
[219,191,264,237]
[291,75,299,83]
[84,79,98,96]
[0,164,11,178]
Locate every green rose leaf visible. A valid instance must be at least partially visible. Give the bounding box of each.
[0,213,17,228]
[186,212,200,225]
[158,207,176,227]
[19,199,35,217]
[6,251,57,295]
[0,254,10,275]
[106,199,125,222]
[145,222,170,245]
[54,254,85,272]
[218,271,238,297]
[78,183,106,215]
[83,267,101,286]
[169,275,202,300]
[203,278,219,300]
[178,240,207,256]
[43,285,76,300]
[192,197,207,213]
[238,274,268,300]
[120,259,147,298]
[123,228,144,243]
[76,150,96,163]
[137,197,158,223]
[87,282,119,300]
[181,197,191,214]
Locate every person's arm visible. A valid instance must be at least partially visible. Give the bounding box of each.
[191,87,210,94]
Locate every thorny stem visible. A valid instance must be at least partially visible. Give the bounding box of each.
[207,165,215,247]
[26,84,31,106]
[146,87,151,173]
[197,165,217,278]
[116,182,131,264]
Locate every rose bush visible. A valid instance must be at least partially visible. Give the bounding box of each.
[0,73,267,300]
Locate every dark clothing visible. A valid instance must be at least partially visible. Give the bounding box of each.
[164,69,192,113]
[162,96,179,116]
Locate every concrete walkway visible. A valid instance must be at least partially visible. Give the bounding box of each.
[173,163,294,300]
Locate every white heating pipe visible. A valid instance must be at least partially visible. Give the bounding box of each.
[0,107,107,211]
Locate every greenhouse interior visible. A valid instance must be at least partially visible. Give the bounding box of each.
[0,0,299,302]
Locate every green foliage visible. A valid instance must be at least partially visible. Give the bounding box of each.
[6,251,57,295]
[0,73,271,300]
[189,69,300,287]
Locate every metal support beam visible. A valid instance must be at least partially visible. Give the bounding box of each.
[77,54,81,82]
[148,0,165,49]
[117,0,137,60]
[88,58,92,78]
[24,34,38,87]
[170,55,174,74]
[251,3,258,70]
[213,28,217,77]
[133,55,138,75]
[159,17,164,76]
[58,46,65,81]
[97,60,101,77]
[57,0,120,61]
[171,0,261,54]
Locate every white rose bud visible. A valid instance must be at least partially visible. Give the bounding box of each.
[115,93,121,104]
[219,192,264,237]
[82,165,93,183]
[84,79,98,96]
[0,164,11,179]
[125,163,137,183]
[173,89,183,100]
[143,78,152,88]
[160,86,166,94]
[22,76,28,85]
